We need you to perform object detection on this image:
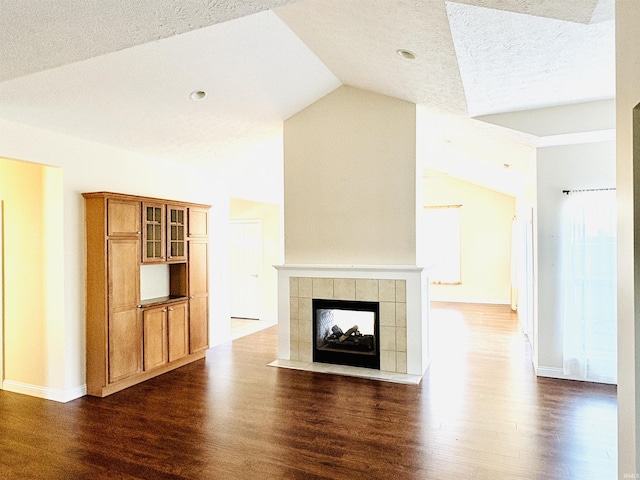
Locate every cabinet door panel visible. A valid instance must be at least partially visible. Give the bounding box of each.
[142,203,166,263]
[109,309,142,383]
[108,199,140,237]
[189,295,209,353]
[188,241,208,296]
[188,240,208,353]
[188,208,208,238]
[143,307,168,370]
[108,239,140,310]
[167,206,188,262]
[168,302,189,362]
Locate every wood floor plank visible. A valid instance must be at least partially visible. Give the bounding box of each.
[0,302,617,479]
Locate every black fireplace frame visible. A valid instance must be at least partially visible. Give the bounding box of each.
[312,298,380,369]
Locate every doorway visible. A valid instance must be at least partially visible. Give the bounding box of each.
[230,220,263,320]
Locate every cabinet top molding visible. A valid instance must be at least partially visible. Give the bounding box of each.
[82,191,211,209]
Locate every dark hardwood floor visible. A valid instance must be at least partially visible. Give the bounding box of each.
[0,303,617,479]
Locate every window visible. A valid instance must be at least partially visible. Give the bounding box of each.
[424,205,461,284]
[561,189,617,383]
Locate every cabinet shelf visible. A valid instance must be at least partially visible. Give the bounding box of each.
[139,295,189,308]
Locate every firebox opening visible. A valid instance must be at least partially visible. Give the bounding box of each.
[313,299,380,369]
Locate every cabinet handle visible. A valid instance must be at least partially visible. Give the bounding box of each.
[162,308,167,312]
[168,307,173,311]
[137,305,143,308]
[136,231,141,235]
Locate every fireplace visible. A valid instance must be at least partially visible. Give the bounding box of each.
[274,265,430,379]
[313,299,380,369]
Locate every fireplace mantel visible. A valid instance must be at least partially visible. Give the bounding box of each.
[274,264,430,380]
[274,264,425,274]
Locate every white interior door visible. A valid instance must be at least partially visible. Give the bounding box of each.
[230,220,262,320]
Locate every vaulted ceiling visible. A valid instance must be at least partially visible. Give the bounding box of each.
[0,0,615,184]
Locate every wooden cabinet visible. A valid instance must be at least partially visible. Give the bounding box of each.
[143,306,168,371]
[143,300,189,370]
[188,240,209,353]
[142,203,188,264]
[168,301,189,361]
[167,205,187,262]
[84,192,210,397]
[142,202,166,263]
[188,207,208,238]
[108,198,141,237]
[108,237,142,382]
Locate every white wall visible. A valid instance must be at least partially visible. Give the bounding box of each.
[0,118,232,401]
[203,124,284,206]
[616,0,640,473]
[535,141,615,379]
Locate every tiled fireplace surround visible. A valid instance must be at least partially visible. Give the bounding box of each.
[290,276,407,372]
[275,265,429,380]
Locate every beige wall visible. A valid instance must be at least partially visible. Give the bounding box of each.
[230,198,281,321]
[284,86,418,265]
[423,172,515,303]
[0,157,64,389]
[616,0,640,474]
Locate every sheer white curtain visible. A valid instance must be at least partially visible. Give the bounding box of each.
[561,189,617,384]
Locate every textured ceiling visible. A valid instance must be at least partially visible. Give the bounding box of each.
[0,0,616,193]
[275,0,614,116]
[0,11,339,166]
[447,2,614,115]
[0,0,296,82]
[276,0,468,114]
[447,0,610,24]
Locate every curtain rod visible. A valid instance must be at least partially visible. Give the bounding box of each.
[562,188,616,195]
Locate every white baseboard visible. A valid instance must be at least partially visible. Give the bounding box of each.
[535,366,617,385]
[536,366,569,380]
[429,297,510,305]
[2,380,87,403]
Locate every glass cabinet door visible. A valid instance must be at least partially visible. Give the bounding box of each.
[142,203,166,263]
[167,206,187,262]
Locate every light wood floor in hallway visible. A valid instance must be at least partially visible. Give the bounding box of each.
[0,302,617,479]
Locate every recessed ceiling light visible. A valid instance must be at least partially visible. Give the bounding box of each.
[190,90,207,101]
[396,49,416,60]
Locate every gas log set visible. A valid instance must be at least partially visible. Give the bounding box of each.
[312,299,380,369]
[323,324,375,352]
